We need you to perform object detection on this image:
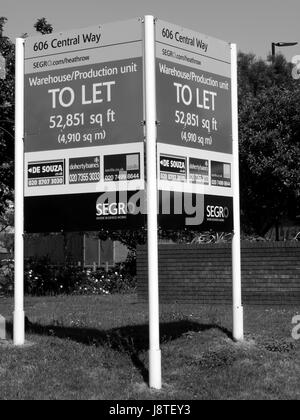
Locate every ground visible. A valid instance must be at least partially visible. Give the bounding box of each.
[0,294,299,400]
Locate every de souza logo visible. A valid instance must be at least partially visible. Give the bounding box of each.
[96,196,136,218]
[206,204,230,221]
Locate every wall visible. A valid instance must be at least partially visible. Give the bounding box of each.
[23,233,128,267]
[137,242,300,305]
[25,233,82,265]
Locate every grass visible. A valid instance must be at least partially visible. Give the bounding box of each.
[0,294,300,400]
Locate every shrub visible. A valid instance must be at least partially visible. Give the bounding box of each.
[24,258,90,296]
[0,257,136,297]
[0,258,14,296]
[73,267,136,296]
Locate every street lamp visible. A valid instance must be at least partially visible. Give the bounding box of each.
[272,42,298,60]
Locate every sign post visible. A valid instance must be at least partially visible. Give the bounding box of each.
[144,15,162,390]
[14,38,25,346]
[15,17,243,387]
[231,43,244,341]
[154,20,244,340]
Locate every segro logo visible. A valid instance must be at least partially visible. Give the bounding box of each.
[206,205,229,219]
[96,200,135,217]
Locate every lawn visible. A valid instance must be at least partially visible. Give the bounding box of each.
[0,294,300,400]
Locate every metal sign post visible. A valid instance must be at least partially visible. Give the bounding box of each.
[144,15,162,390]
[231,43,244,342]
[14,18,243,390]
[14,38,25,346]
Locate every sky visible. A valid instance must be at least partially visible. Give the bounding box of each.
[1,0,300,61]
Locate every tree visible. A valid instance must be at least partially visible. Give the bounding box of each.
[238,52,295,98]
[238,53,300,235]
[0,204,14,232]
[34,18,53,35]
[0,17,7,37]
[0,17,54,221]
[0,17,15,217]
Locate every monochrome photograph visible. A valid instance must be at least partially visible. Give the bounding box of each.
[0,0,299,405]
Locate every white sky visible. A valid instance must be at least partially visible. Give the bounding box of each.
[1,0,300,60]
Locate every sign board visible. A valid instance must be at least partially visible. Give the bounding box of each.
[24,19,145,232]
[155,20,233,231]
[24,18,234,233]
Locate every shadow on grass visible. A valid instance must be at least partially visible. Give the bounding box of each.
[7,319,233,384]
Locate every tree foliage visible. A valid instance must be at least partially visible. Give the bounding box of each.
[34,18,53,35]
[238,52,295,97]
[238,53,300,235]
[97,227,200,251]
[0,17,15,216]
[0,17,54,219]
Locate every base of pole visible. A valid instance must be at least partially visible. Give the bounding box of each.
[149,349,162,390]
[0,340,34,349]
[233,305,244,342]
[13,310,25,346]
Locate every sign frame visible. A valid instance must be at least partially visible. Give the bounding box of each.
[13,18,243,393]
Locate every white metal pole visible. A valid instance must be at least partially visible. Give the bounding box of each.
[144,15,162,390]
[231,43,244,342]
[14,38,25,346]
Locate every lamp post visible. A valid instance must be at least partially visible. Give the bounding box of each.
[272,42,298,61]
